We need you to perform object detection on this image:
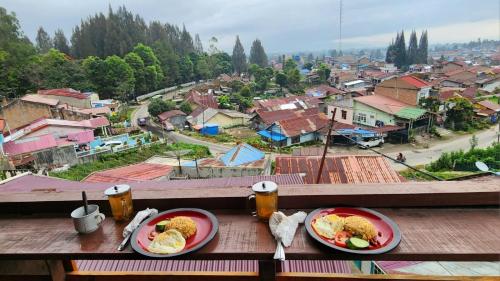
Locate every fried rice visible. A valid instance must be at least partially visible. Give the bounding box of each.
[343,215,377,241]
[165,216,197,239]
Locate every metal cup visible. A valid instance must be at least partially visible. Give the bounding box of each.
[71,204,105,234]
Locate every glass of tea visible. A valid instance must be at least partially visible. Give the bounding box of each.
[248,181,278,221]
[104,184,134,221]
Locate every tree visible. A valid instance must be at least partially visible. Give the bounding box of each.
[283,58,297,74]
[232,36,247,74]
[36,27,53,53]
[275,71,287,90]
[249,39,268,67]
[394,31,406,69]
[148,98,174,117]
[208,52,232,77]
[446,97,474,131]
[34,49,90,90]
[194,34,203,54]
[418,30,428,64]
[53,29,70,54]
[218,95,232,109]
[103,55,135,101]
[317,63,331,83]
[240,85,252,97]
[195,55,211,80]
[124,52,146,94]
[178,55,193,82]
[152,41,180,86]
[303,62,313,70]
[407,30,418,65]
[179,24,194,55]
[469,134,478,150]
[179,101,192,114]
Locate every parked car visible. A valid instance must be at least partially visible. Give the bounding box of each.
[357,136,384,148]
[137,118,147,126]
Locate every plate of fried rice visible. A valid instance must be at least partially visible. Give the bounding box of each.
[132,208,218,258]
[305,207,401,254]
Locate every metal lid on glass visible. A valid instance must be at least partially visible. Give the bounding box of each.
[104,184,131,196]
[251,181,277,193]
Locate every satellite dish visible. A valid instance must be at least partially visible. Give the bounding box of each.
[475,161,489,172]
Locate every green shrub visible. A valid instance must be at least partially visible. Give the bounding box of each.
[426,143,500,172]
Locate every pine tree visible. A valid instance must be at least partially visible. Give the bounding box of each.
[36,27,53,53]
[53,29,70,54]
[407,30,418,65]
[249,39,268,67]
[194,34,203,54]
[418,30,428,64]
[180,24,194,55]
[394,31,406,69]
[232,35,247,74]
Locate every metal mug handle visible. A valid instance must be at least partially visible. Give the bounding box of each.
[247,194,257,217]
[95,213,105,225]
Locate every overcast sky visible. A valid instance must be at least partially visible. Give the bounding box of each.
[1,0,499,53]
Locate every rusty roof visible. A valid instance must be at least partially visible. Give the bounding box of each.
[158,110,187,122]
[277,113,329,137]
[37,88,88,99]
[275,155,403,184]
[186,90,218,109]
[0,173,304,193]
[255,108,319,125]
[83,163,173,183]
[254,95,321,111]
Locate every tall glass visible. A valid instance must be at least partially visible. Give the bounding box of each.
[104,185,134,221]
[248,181,278,221]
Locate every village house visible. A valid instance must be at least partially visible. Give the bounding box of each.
[325,97,354,125]
[37,88,93,109]
[374,75,432,106]
[251,108,320,130]
[158,110,187,130]
[305,84,345,98]
[474,100,500,122]
[252,95,322,112]
[185,90,219,110]
[433,60,467,74]
[353,95,428,141]
[258,113,328,147]
[187,107,250,129]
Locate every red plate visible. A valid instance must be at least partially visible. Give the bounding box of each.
[305,207,401,254]
[131,208,218,258]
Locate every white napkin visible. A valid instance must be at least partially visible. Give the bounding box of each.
[269,211,307,260]
[122,208,158,238]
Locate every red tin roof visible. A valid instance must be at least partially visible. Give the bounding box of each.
[277,113,329,137]
[21,94,60,106]
[37,88,88,100]
[83,163,173,183]
[400,75,431,88]
[275,155,403,184]
[186,90,218,109]
[158,110,187,122]
[2,134,58,156]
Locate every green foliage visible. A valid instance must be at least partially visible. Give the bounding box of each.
[240,86,252,97]
[316,63,331,83]
[50,142,210,181]
[303,62,313,70]
[228,80,244,92]
[445,97,474,131]
[386,30,428,67]
[426,143,500,172]
[148,98,175,117]
[249,39,268,67]
[53,29,70,54]
[275,72,287,89]
[35,27,53,53]
[232,35,247,74]
[283,58,297,73]
[469,134,478,150]
[218,95,232,109]
[407,30,418,65]
[419,96,442,112]
[179,101,192,114]
[178,55,194,82]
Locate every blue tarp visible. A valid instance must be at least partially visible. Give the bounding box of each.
[220,143,265,167]
[337,128,377,137]
[201,124,219,135]
[258,130,287,141]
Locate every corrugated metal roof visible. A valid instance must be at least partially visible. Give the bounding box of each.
[220,143,265,167]
[401,75,431,88]
[75,260,352,273]
[395,107,427,120]
[275,155,403,184]
[38,88,88,99]
[158,110,187,122]
[0,173,304,193]
[83,163,173,183]
[21,94,59,106]
[2,134,58,155]
[354,95,408,115]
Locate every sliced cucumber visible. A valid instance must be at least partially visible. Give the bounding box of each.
[346,237,369,249]
[155,220,169,232]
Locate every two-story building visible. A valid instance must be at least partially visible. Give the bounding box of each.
[374,75,432,106]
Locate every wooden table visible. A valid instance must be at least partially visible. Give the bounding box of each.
[0,178,499,281]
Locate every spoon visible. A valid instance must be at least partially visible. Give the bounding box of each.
[82,191,88,215]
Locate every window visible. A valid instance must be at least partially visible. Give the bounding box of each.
[291,135,300,144]
[341,110,347,120]
[357,113,367,123]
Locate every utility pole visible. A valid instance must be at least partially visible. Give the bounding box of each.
[316,108,337,184]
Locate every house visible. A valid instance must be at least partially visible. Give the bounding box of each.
[158,110,187,130]
[325,97,354,125]
[37,88,93,109]
[274,155,403,184]
[375,75,432,106]
[185,90,218,109]
[353,95,429,140]
[252,96,322,112]
[251,108,319,130]
[474,100,500,122]
[187,107,250,128]
[305,85,345,98]
[83,163,174,183]
[258,113,329,147]
[342,80,370,90]
[434,61,467,74]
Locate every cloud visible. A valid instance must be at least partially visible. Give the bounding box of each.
[1,0,498,53]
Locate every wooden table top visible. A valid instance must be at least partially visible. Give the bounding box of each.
[0,208,499,261]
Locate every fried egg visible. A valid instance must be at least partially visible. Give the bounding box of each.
[147,229,186,254]
[312,214,344,239]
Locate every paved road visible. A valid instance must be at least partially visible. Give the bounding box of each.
[167,131,231,155]
[391,126,499,171]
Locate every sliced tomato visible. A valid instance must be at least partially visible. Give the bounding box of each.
[334,231,351,247]
[148,230,158,241]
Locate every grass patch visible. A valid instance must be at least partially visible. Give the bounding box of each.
[50,142,210,181]
[400,169,480,181]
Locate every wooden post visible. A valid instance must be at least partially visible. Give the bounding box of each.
[258,260,276,281]
[316,108,337,184]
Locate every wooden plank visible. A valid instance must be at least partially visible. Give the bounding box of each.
[66,271,258,281]
[0,178,498,214]
[0,209,498,261]
[276,272,497,280]
[46,260,65,281]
